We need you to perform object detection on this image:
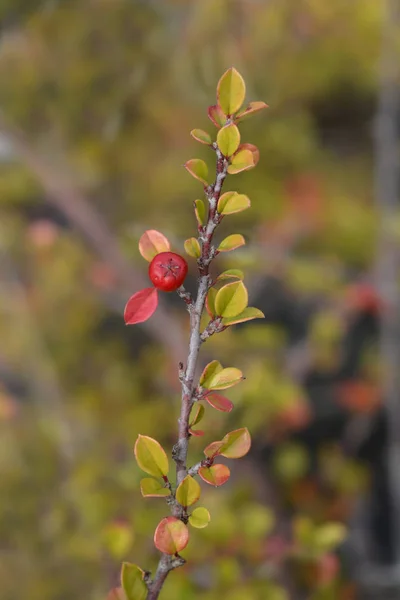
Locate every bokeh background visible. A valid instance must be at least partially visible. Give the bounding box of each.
[1,1,400,599]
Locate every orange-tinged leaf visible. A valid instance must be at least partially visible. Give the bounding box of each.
[235,101,268,122]
[139,230,170,262]
[176,475,201,507]
[222,307,265,326]
[189,428,204,437]
[194,199,206,226]
[206,393,234,412]
[184,237,201,258]
[206,287,217,317]
[134,435,169,477]
[154,517,189,555]
[121,563,147,600]
[199,360,223,388]
[190,129,212,145]
[184,159,209,185]
[208,367,243,390]
[124,288,158,325]
[218,192,250,215]
[219,428,251,458]
[217,67,246,115]
[208,104,226,128]
[199,464,230,486]
[107,587,126,600]
[204,440,224,458]
[227,149,254,175]
[237,143,260,166]
[217,269,244,281]
[217,234,246,252]
[217,124,240,157]
[189,506,211,528]
[215,281,248,318]
[190,403,205,427]
[140,478,171,498]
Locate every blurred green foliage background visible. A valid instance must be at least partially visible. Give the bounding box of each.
[0,1,394,599]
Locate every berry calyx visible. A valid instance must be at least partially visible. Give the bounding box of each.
[149,252,188,292]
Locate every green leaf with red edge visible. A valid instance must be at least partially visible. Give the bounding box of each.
[194,199,206,226]
[204,440,224,458]
[189,507,211,529]
[235,101,268,122]
[217,234,246,252]
[217,67,246,115]
[219,427,251,458]
[208,367,243,390]
[176,475,201,507]
[121,563,147,600]
[227,149,254,175]
[107,587,126,600]
[199,360,223,388]
[138,230,171,262]
[215,281,248,318]
[206,393,234,412]
[199,464,230,486]
[189,428,204,437]
[184,237,201,258]
[217,124,240,157]
[184,159,209,185]
[154,517,189,555]
[190,129,212,145]
[237,143,260,166]
[124,288,158,325]
[217,269,244,281]
[140,478,171,498]
[218,192,251,215]
[134,435,169,477]
[222,307,265,326]
[206,287,217,317]
[190,403,205,427]
[208,104,226,128]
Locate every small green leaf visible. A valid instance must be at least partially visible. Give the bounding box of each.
[217,234,246,253]
[190,403,205,427]
[189,507,211,529]
[184,237,201,258]
[208,367,243,390]
[134,435,169,477]
[194,199,206,226]
[206,287,217,317]
[184,159,209,185]
[218,192,251,215]
[208,104,226,128]
[138,230,170,262]
[121,563,147,600]
[199,360,223,388]
[190,129,212,145]
[219,428,251,458]
[217,67,246,115]
[176,475,201,507]
[235,101,268,122]
[199,463,230,486]
[215,281,248,318]
[227,149,254,175]
[217,124,240,157]
[154,517,189,555]
[217,269,244,281]
[222,307,265,326]
[140,478,171,498]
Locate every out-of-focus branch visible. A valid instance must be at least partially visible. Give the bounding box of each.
[0,112,187,365]
[373,0,400,568]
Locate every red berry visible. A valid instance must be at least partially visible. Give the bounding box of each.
[148,252,188,292]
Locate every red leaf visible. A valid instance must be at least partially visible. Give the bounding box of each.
[205,393,234,412]
[124,288,158,325]
[208,104,226,128]
[189,428,205,437]
[199,464,230,486]
[154,517,189,555]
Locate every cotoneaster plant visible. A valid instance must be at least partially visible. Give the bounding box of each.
[110,68,268,600]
